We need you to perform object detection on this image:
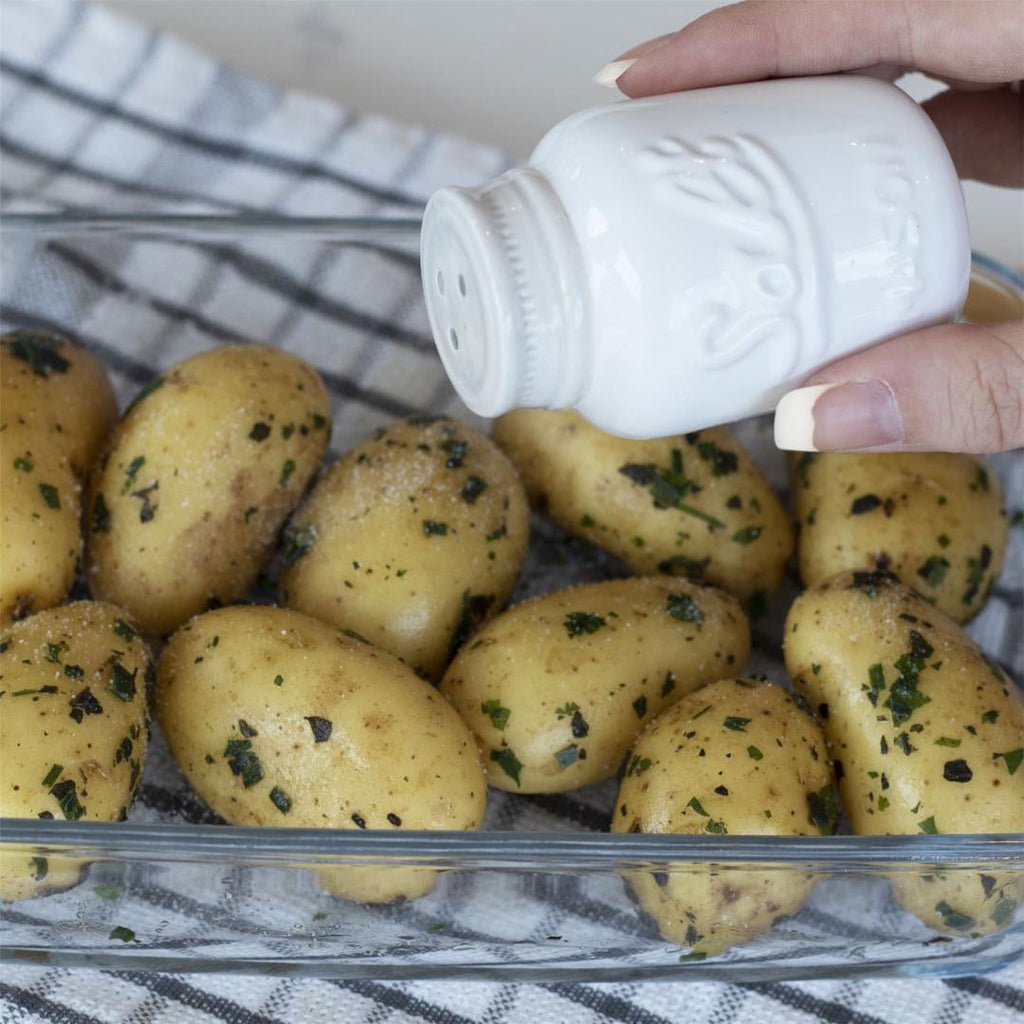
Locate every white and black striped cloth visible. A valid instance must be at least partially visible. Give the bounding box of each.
[2,3,1022,1022]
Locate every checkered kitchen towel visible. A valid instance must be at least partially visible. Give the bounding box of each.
[2,2,1023,1022]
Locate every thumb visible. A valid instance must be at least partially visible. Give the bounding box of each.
[773,319,1024,453]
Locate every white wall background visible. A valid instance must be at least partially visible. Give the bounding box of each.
[107,0,1021,266]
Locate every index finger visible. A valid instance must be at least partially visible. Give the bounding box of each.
[613,0,1024,97]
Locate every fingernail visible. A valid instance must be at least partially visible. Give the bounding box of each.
[774,381,903,451]
[593,59,638,89]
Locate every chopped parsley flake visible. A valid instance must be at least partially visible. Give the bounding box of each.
[13,456,32,472]
[113,619,135,642]
[850,494,882,515]
[963,544,992,604]
[918,815,939,834]
[731,526,762,544]
[943,759,972,783]
[460,475,488,504]
[563,611,606,637]
[7,330,70,376]
[917,556,950,588]
[69,688,103,723]
[121,456,145,494]
[996,749,1022,775]
[249,422,271,442]
[666,593,703,626]
[934,737,961,748]
[695,440,738,476]
[490,746,523,786]
[269,787,292,813]
[747,746,763,761]
[723,717,750,732]
[422,520,448,536]
[807,784,839,835]
[280,458,296,486]
[109,926,136,942]
[481,699,510,731]
[92,492,112,533]
[981,710,999,725]
[554,744,583,770]
[305,716,332,742]
[661,671,676,697]
[38,483,60,510]
[281,523,317,566]
[935,900,975,931]
[108,663,137,702]
[49,778,85,820]
[224,738,264,787]
[273,675,284,687]
[687,796,709,817]
[884,630,933,725]
[42,764,62,787]
[632,696,648,719]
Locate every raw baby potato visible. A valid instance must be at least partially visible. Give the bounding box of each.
[1,329,116,625]
[156,605,487,903]
[280,415,528,680]
[440,576,750,793]
[612,678,836,955]
[791,452,1007,623]
[0,602,151,901]
[86,345,331,637]
[1,329,117,477]
[785,570,1024,935]
[493,410,792,607]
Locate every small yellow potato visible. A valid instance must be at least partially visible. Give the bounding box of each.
[0,602,152,900]
[440,577,749,793]
[493,410,792,608]
[785,569,1024,935]
[156,606,487,903]
[791,452,1007,623]
[612,678,835,955]
[1,329,117,477]
[86,345,331,637]
[1,432,80,625]
[280,415,528,680]
[1,329,116,625]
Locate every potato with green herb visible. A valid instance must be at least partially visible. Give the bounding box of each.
[440,577,749,793]
[1,330,117,625]
[156,605,486,903]
[1,330,117,478]
[86,345,331,637]
[0,602,151,900]
[612,678,835,955]
[493,410,791,608]
[791,452,1007,622]
[279,415,528,680]
[785,569,1024,935]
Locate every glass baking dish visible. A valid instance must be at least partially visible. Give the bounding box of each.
[1,213,1022,982]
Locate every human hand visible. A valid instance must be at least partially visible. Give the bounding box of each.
[597,1,1024,453]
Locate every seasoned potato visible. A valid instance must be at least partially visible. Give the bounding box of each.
[493,410,792,607]
[280,415,528,680]
[86,345,331,637]
[0,602,151,900]
[613,678,836,954]
[1,330,117,477]
[785,570,1024,935]
[791,452,1007,622]
[1,432,80,625]
[156,605,487,903]
[1,330,116,625]
[440,577,749,793]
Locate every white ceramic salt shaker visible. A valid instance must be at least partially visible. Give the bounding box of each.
[420,75,969,439]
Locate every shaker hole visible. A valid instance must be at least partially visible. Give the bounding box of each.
[449,327,459,351]
[458,274,467,297]
[436,270,445,295]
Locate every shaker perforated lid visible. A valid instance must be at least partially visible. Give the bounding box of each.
[420,168,588,418]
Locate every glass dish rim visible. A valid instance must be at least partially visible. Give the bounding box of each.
[0,209,1021,299]
[2,213,1021,872]
[2,819,1022,867]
